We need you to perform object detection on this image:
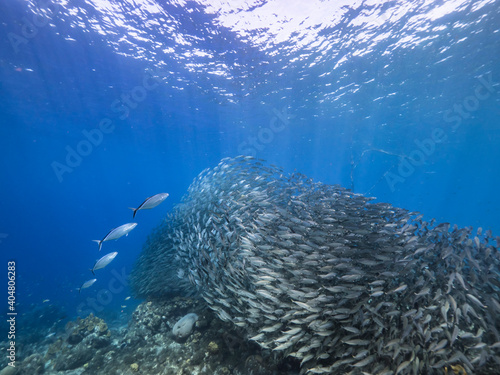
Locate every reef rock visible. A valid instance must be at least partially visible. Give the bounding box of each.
[172,313,198,339]
[52,314,111,371]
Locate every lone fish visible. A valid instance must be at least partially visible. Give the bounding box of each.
[129,193,169,218]
[78,278,97,293]
[91,252,118,274]
[93,223,137,251]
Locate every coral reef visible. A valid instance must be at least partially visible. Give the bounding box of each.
[9,297,297,375]
[52,314,111,372]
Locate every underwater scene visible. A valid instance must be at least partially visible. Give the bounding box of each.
[1,0,500,374]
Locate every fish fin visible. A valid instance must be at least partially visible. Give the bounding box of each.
[128,207,138,218]
[92,240,102,251]
[90,268,95,275]
[78,288,81,294]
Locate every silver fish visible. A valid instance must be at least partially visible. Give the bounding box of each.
[129,156,500,375]
[78,278,96,293]
[93,223,137,251]
[129,193,169,218]
[91,252,118,274]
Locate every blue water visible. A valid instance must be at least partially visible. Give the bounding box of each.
[0,0,499,327]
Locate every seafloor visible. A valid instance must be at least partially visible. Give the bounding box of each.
[2,297,500,375]
[2,297,302,375]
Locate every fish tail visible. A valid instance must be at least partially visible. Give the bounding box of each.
[128,207,138,218]
[92,240,102,251]
[78,287,81,294]
[90,268,95,275]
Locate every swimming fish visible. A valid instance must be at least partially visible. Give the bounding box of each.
[93,223,137,251]
[78,278,97,293]
[129,193,169,218]
[130,156,500,375]
[91,252,117,275]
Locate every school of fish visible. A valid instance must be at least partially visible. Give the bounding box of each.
[130,156,500,375]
